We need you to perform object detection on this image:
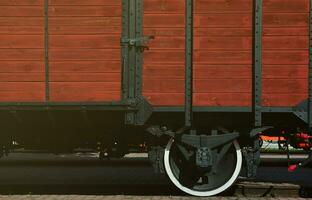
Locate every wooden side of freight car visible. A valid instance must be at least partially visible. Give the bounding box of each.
[0,0,45,102]
[0,0,122,102]
[143,0,309,107]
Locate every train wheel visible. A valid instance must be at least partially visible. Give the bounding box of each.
[164,138,242,197]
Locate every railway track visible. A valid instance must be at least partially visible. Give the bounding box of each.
[0,153,310,198]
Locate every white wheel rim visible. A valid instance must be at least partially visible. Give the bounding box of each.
[164,138,242,197]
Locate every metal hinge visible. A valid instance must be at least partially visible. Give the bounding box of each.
[121,35,154,51]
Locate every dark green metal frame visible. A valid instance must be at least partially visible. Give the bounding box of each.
[185,0,194,128]
[121,0,152,125]
[44,0,50,102]
[309,0,312,128]
[253,0,262,127]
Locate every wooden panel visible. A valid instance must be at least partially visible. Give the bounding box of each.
[263,0,309,13]
[49,6,121,16]
[49,0,121,5]
[49,26,120,35]
[50,61,120,73]
[0,90,45,102]
[49,17,120,26]
[50,82,120,102]
[144,79,251,93]
[0,73,44,82]
[0,61,44,72]
[0,35,44,48]
[0,1,43,5]
[262,0,309,106]
[0,26,43,35]
[263,94,308,106]
[50,73,120,82]
[143,93,252,106]
[195,0,252,13]
[143,0,184,109]
[0,6,43,16]
[50,49,120,61]
[0,49,44,60]
[143,0,309,107]
[0,82,45,102]
[0,17,43,26]
[49,1,122,102]
[50,35,120,48]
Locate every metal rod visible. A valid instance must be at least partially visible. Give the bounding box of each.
[121,0,129,100]
[135,0,144,96]
[309,0,312,128]
[185,0,194,128]
[44,0,49,102]
[253,0,263,127]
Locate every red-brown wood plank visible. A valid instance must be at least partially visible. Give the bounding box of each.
[263,0,309,13]
[49,26,120,35]
[0,82,44,91]
[0,6,43,16]
[0,90,45,102]
[0,73,44,82]
[50,73,120,82]
[262,94,307,106]
[0,17,43,26]
[49,49,120,61]
[0,49,44,60]
[263,36,308,49]
[0,1,43,5]
[49,17,120,26]
[50,82,120,102]
[50,61,120,73]
[48,0,121,6]
[0,26,43,35]
[0,61,44,72]
[0,35,44,49]
[50,35,120,49]
[195,0,252,13]
[143,92,252,106]
[49,6,121,16]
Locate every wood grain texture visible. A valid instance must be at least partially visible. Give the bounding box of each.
[143,0,309,107]
[49,2,122,102]
[0,0,45,102]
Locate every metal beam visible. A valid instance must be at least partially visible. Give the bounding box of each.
[121,0,129,100]
[185,0,194,128]
[309,0,312,128]
[253,0,263,127]
[135,0,144,96]
[44,0,49,102]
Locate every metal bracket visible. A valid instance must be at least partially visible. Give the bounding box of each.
[293,100,308,124]
[125,96,153,126]
[249,126,273,137]
[121,35,154,51]
[180,132,240,149]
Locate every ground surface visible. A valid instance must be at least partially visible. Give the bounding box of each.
[0,153,309,199]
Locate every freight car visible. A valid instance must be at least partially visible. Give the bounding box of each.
[0,0,312,197]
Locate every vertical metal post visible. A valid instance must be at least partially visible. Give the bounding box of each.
[253,0,262,127]
[309,0,312,128]
[44,0,49,102]
[135,0,144,96]
[185,0,194,128]
[121,0,129,100]
[123,0,146,125]
[128,0,136,100]
[123,0,137,124]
